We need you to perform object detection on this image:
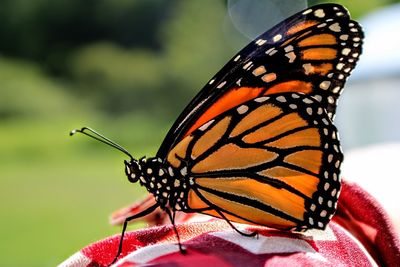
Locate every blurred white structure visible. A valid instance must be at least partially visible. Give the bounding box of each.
[342,144,400,232]
[338,4,400,232]
[337,3,400,149]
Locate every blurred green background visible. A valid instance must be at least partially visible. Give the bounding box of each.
[0,0,395,266]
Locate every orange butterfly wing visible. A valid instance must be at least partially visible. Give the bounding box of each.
[167,93,342,230]
[158,4,362,158]
[114,4,362,230]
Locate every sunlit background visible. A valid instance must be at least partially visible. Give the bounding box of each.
[1,0,399,266]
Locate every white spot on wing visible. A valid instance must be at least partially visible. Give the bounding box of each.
[285,52,296,63]
[252,66,267,76]
[243,61,253,70]
[266,48,278,56]
[314,9,325,18]
[314,95,322,102]
[237,105,249,114]
[276,96,286,102]
[273,34,282,42]
[329,23,341,32]
[261,73,277,83]
[199,119,215,131]
[284,45,294,52]
[332,86,340,94]
[180,166,187,176]
[319,81,331,90]
[342,48,351,56]
[336,63,345,70]
[303,98,313,104]
[217,81,226,88]
[255,39,267,46]
[255,96,269,103]
[168,167,174,176]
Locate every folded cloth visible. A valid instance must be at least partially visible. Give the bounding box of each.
[59,180,400,267]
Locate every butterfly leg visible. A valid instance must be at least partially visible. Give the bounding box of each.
[215,209,258,238]
[109,203,159,266]
[165,208,187,254]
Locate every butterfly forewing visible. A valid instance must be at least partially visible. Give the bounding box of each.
[166,93,342,231]
[157,3,362,158]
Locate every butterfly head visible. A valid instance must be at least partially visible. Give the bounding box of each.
[124,158,142,183]
[125,157,176,208]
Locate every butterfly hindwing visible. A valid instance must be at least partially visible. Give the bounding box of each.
[157,3,362,158]
[167,92,342,230]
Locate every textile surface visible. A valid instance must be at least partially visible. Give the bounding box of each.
[59,180,400,267]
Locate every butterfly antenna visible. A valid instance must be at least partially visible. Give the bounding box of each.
[70,127,134,161]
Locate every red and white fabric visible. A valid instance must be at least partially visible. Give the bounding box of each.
[59,180,400,267]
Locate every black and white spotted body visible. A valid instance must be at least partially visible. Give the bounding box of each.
[125,157,189,210]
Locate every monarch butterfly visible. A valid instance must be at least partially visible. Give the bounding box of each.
[71,3,363,265]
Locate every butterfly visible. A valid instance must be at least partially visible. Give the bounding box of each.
[71,3,363,265]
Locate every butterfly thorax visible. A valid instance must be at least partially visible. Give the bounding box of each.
[124,157,188,210]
